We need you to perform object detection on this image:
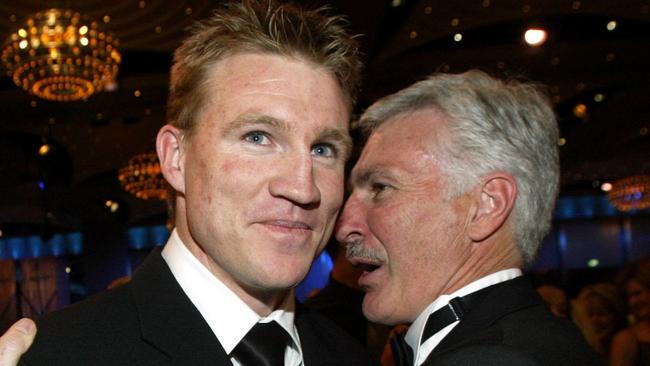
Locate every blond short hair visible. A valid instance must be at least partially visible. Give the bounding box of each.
[167,0,362,137]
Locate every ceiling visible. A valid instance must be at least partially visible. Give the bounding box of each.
[0,0,648,234]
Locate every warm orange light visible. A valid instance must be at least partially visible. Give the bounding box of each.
[1,9,120,101]
[38,144,50,156]
[118,152,167,200]
[607,176,650,211]
[573,103,588,118]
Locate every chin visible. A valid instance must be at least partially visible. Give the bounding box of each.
[362,297,390,324]
[263,265,310,289]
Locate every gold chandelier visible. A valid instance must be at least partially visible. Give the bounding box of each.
[607,175,650,212]
[1,9,121,102]
[118,152,167,200]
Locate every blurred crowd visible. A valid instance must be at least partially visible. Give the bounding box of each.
[536,258,650,366]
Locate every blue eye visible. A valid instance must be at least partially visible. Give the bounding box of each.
[312,144,336,158]
[244,131,270,145]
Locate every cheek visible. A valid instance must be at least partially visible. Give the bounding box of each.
[316,170,345,210]
[365,207,393,241]
[368,203,428,243]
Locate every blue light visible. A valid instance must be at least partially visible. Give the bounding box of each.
[38,181,45,190]
[295,251,333,303]
[128,227,148,250]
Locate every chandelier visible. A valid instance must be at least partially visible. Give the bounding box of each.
[118,152,167,200]
[607,175,650,212]
[1,9,121,102]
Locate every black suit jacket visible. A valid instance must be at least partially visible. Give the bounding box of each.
[423,276,604,366]
[20,248,375,366]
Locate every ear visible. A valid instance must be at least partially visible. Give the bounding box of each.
[156,124,186,194]
[468,172,517,242]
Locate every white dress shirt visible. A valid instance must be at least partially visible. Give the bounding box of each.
[161,229,303,366]
[405,268,523,366]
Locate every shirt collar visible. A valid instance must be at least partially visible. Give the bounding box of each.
[161,229,301,355]
[405,268,523,357]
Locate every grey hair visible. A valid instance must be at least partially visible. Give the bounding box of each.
[357,70,559,265]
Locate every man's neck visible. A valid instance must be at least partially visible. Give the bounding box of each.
[174,222,288,316]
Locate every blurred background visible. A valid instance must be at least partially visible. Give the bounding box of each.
[0,0,648,331]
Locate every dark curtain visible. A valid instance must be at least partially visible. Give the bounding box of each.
[20,258,69,319]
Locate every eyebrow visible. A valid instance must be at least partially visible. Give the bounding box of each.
[222,114,293,135]
[348,169,377,191]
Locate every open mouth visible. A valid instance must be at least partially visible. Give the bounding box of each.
[358,262,381,273]
[350,257,382,274]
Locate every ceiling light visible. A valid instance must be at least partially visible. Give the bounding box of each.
[118,152,167,200]
[1,9,121,102]
[524,28,547,46]
[38,143,50,156]
[601,182,612,192]
[573,103,587,118]
[608,176,650,211]
[607,21,617,31]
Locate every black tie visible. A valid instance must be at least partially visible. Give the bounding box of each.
[232,321,291,366]
[421,296,467,342]
[392,296,473,366]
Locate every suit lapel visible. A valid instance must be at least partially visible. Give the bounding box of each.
[131,248,232,365]
[430,276,542,359]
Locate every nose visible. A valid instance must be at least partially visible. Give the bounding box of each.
[269,154,321,207]
[335,193,366,244]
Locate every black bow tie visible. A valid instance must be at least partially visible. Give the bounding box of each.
[392,295,475,366]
